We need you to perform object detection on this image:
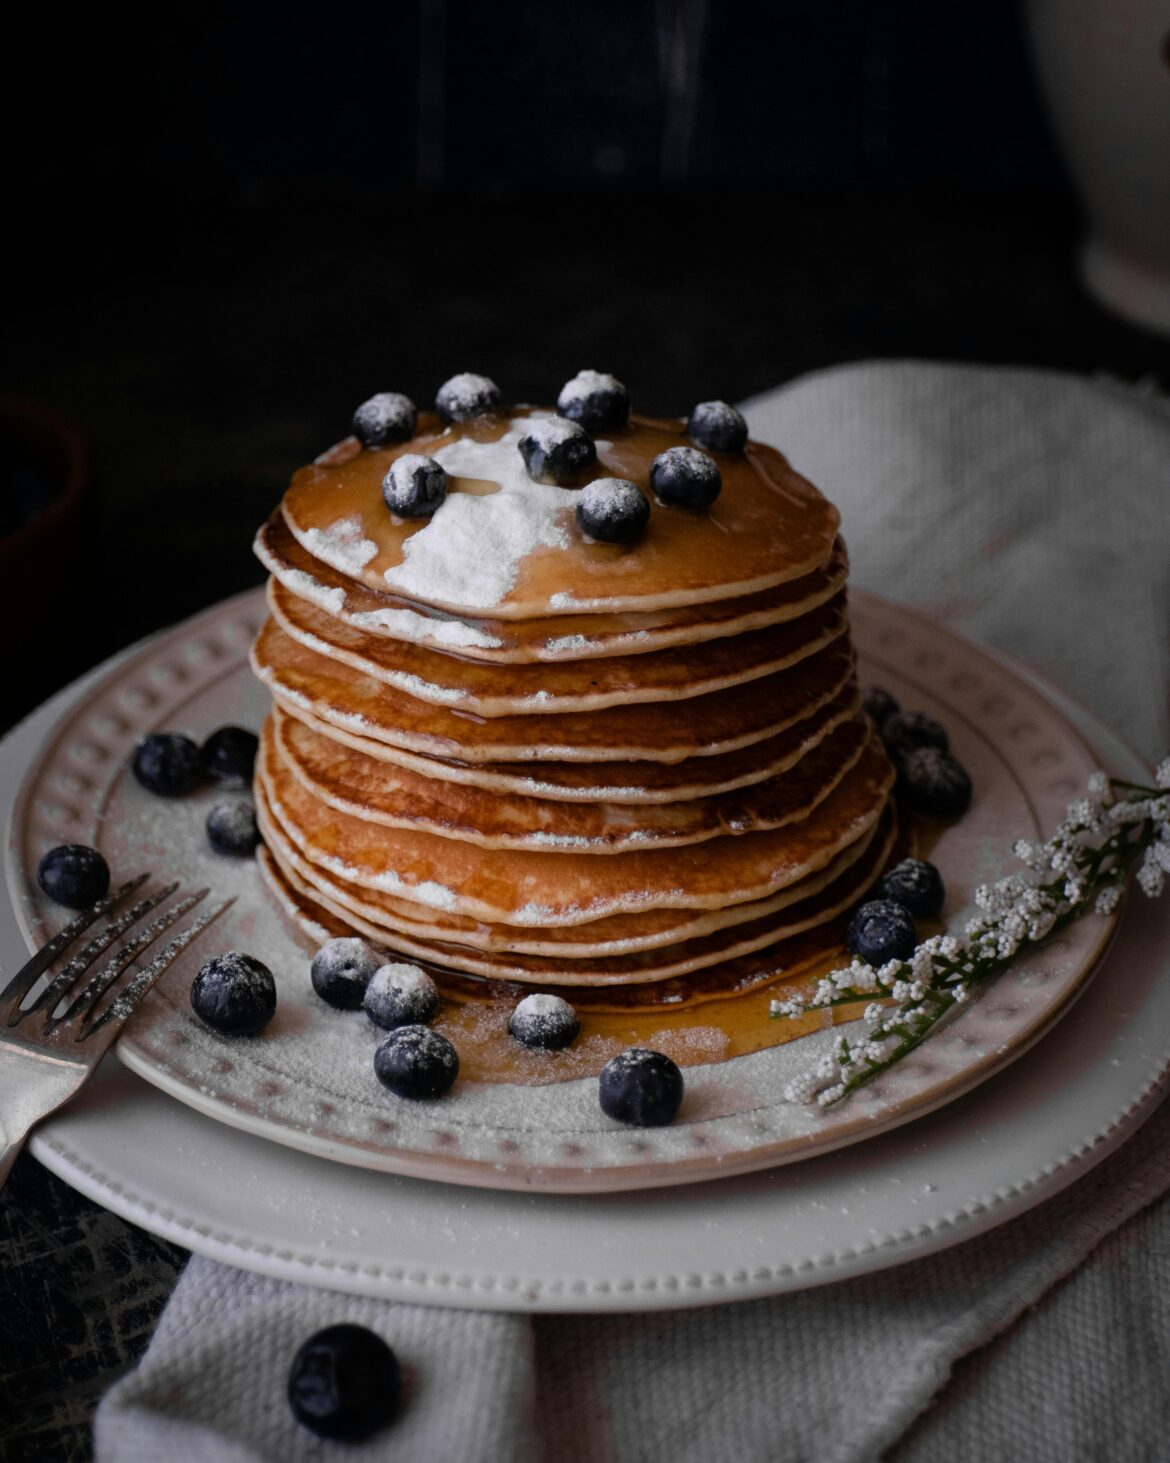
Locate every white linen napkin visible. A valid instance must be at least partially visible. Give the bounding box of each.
[95,362,1170,1463]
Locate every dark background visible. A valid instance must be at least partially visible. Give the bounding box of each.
[3,4,1170,1456]
[4,0,1170,736]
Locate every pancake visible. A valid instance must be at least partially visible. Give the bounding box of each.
[256,777,882,955]
[271,704,871,853]
[259,804,897,988]
[256,511,850,663]
[267,577,850,716]
[251,618,856,764]
[250,391,897,997]
[256,727,893,924]
[274,681,861,805]
[281,410,840,617]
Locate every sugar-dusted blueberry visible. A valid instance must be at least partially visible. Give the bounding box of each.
[132,732,203,796]
[36,844,110,909]
[201,725,258,788]
[190,951,276,1035]
[576,477,649,545]
[312,937,382,1011]
[352,391,417,448]
[688,400,747,453]
[374,1025,459,1099]
[206,799,260,857]
[897,747,973,818]
[882,709,948,754]
[288,1323,400,1442]
[509,992,580,1051]
[556,369,629,434]
[598,1048,684,1127]
[649,445,722,510]
[846,899,917,965]
[876,858,945,919]
[435,372,500,423]
[518,416,597,486]
[382,454,448,519]
[861,686,899,731]
[364,962,440,1030]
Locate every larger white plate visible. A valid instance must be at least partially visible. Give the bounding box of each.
[3,597,1168,1310]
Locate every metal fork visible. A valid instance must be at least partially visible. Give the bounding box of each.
[0,875,233,1188]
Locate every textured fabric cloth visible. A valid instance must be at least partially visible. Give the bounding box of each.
[96,363,1170,1462]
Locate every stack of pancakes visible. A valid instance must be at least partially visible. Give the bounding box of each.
[250,406,895,993]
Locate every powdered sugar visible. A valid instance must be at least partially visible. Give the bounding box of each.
[579,477,646,529]
[302,516,377,576]
[382,417,574,610]
[281,569,346,617]
[557,369,625,413]
[521,416,589,451]
[688,399,748,452]
[436,372,500,422]
[382,454,447,517]
[353,391,417,446]
[347,605,502,651]
[365,961,440,1028]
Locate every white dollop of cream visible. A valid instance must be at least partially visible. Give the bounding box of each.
[382,416,575,610]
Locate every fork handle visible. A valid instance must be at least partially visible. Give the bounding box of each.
[0,1136,25,1189]
[0,1049,88,1194]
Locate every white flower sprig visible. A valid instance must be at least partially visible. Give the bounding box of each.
[772,759,1170,1108]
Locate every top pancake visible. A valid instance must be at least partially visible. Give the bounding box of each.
[280,409,840,619]
[256,512,850,664]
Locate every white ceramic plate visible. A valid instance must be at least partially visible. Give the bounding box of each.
[3,598,1167,1311]
[5,590,1120,1191]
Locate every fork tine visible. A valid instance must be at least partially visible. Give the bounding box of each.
[0,875,150,1009]
[13,882,182,1026]
[50,888,211,1030]
[79,896,237,1038]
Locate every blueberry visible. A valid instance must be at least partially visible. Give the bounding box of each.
[876,858,945,919]
[352,391,417,447]
[190,951,276,1035]
[598,1048,684,1127]
[311,937,382,1011]
[364,962,440,1029]
[882,709,948,754]
[374,1025,459,1099]
[687,400,747,453]
[897,747,973,818]
[288,1323,400,1442]
[36,844,110,909]
[861,686,900,731]
[206,799,260,857]
[382,454,448,519]
[435,372,500,423]
[556,370,629,434]
[509,993,580,1050]
[132,732,203,796]
[518,417,597,486]
[200,726,258,788]
[576,477,649,545]
[846,899,917,965]
[649,446,722,511]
